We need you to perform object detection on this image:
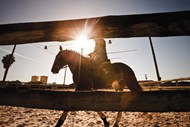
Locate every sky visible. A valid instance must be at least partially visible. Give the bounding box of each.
[0,0,190,84]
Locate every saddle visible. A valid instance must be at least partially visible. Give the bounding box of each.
[98,62,112,75]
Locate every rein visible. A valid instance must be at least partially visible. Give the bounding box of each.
[63,65,68,68]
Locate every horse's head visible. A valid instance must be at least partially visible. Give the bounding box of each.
[51,46,67,74]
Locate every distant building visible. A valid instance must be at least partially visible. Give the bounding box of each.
[40,76,48,83]
[31,75,48,83]
[31,75,39,82]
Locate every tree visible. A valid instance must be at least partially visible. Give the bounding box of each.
[1,44,17,82]
[2,54,16,82]
[2,54,15,69]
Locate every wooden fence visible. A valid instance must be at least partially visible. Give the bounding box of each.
[0,10,190,45]
[0,88,189,112]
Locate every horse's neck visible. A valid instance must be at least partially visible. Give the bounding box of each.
[64,51,85,74]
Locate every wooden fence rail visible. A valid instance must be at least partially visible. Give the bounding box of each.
[0,88,189,112]
[0,10,190,45]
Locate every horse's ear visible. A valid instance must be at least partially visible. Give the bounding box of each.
[59,45,63,51]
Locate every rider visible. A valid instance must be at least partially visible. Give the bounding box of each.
[89,39,110,67]
[89,39,110,70]
[88,39,111,89]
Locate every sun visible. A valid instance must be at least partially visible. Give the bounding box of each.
[76,34,89,48]
[71,19,100,55]
[74,33,94,55]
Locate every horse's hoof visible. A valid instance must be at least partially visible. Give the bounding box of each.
[113,122,119,127]
[55,119,64,127]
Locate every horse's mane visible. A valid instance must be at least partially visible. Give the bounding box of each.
[63,49,89,60]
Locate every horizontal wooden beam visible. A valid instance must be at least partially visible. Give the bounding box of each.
[0,10,190,45]
[0,88,189,112]
[140,77,190,86]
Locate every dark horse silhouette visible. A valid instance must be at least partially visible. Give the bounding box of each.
[51,48,142,127]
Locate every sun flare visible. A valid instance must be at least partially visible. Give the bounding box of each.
[76,34,89,48]
[71,19,100,55]
[74,33,94,55]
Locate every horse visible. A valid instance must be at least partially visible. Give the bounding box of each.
[51,47,142,127]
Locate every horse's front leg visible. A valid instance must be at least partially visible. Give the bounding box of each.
[97,111,110,127]
[113,111,122,127]
[55,111,68,127]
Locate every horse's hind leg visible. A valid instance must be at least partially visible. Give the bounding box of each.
[97,111,110,127]
[112,80,124,127]
[113,112,122,127]
[55,111,68,127]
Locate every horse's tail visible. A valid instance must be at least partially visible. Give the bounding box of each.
[115,63,142,93]
[127,73,142,93]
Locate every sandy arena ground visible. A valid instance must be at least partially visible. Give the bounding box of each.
[0,106,190,127]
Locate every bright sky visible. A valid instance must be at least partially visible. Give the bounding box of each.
[0,0,190,84]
